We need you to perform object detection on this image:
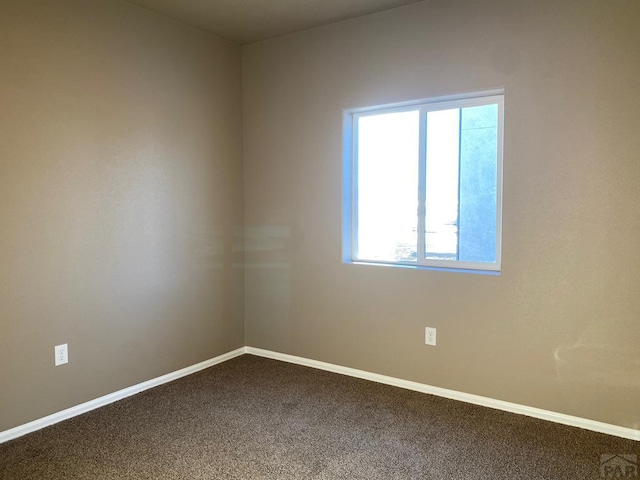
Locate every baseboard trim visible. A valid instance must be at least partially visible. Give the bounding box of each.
[0,347,245,444]
[245,346,640,442]
[3,346,638,444]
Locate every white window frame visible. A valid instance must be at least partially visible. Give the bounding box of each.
[342,89,504,274]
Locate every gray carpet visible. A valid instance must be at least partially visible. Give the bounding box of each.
[0,354,637,479]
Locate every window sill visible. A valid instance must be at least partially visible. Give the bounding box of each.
[345,260,501,276]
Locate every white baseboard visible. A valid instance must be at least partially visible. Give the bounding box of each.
[3,346,638,444]
[245,346,640,442]
[0,347,245,444]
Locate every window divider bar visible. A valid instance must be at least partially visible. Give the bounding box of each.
[494,98,505,270]
[417,108,427,264]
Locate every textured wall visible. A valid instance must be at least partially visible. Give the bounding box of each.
[243,0,640,430]
[0,0,244,431]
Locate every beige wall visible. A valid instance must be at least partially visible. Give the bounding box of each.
[243,0,640,430]
[0,0,244,431]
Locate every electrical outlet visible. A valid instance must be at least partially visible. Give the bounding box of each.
[425,327,437,346]
[55,344,68,366]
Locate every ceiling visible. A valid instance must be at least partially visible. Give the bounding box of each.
[125,0,424,45]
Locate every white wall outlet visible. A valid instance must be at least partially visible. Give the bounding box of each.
[425,327,437,346]
[55,344,68,366]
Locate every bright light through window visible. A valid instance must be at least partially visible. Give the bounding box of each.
[357,110,419,262]
[425,108,460,260]
[344,91,503,272]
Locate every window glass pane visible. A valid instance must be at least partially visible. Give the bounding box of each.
[356,110,419,262]
[458,104,498,263]
[425,108,460,260]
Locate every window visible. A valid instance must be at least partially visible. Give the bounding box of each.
[343,90,504,273]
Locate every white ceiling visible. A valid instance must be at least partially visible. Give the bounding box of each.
[125,0,424,44]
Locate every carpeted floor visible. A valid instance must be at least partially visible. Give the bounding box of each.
[0,355,637,479]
